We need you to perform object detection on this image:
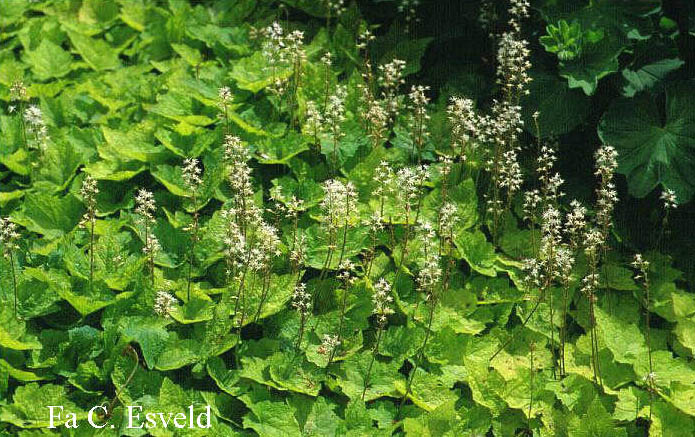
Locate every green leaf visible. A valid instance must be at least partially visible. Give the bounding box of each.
[171,42,202,66]
[651,400,695,436]
[23,39,73,80]
[594,307,648,366]
[334,352,400,401]
[257,131,310,165]
[558,36,622,95]
[522,71,591,137]
[26,267,118,316]
[622,58,684,97]
[0,383,86,428]
[0,190,25,207]
[454,230,497,277]
[230,51,291,93]
[394,367,459,412]
[568,397,626,437]
[598,80,695,202]
[11,193,83,239]
[403,400,461,437]
[243,399,302,437]
[0,310,41,351]
[120,316,170,369]
[0,359,44,383]
[146,92,216,126]
[99,124,167,163]
[0,0,28,27]
[372,24,433,77]
[66,30,121,71]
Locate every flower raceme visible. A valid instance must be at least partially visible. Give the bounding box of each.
[0,217,20,257]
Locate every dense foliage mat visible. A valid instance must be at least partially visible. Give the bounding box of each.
[1,0,695,436]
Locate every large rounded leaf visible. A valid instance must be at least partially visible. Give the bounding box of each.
[522,71,591,137]
[598,80,695,202]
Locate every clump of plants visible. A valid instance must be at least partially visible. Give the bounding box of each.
[0,0,693,436]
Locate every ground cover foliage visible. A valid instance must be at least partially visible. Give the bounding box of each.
[1,0,695,435]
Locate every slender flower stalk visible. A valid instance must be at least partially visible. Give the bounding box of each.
[262,21,287,104]
[10,80,28,149]
[292,283,311,349]
[1,218,20,316]
[395,165,429,276]
[398,0,421,27]
[560,200,586,375]
[408,85,431,162]
[318,334,341,363]
[632,254,654,421]
[154,290,177,318]
[224,135,254,235]
[218,87,232,134]
[528,341,536,432]
[252,222,281,322]
[365,211,384,277]
[182,158,202,301]
[304,101,323,150]
[80,175,99,292]
[588,144,618,383]
[448,96,480,167]
[318,179,357,282]
[321,52,333,113]
[362,278,393,399]
[373,161,394,218]
[326,260,357,370]
[23,104,50,153]
[658,188,677,246]
[325,86,347,173]
[485,0,531,240]
[398,223,442,417]
[378,59,406,124]
[135,189,159,284]
[323,0,345,34]
[285,30,306,127]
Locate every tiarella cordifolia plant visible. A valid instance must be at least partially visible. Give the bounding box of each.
[304,101,323,147]
[323,0,346,30]
[154,290,177,318]
[362,278,393,399]
[398,0,421,27]
[285,30,306,125]
[292,282,311,349]
[325,85,347,172]
[80,175,99,291]
[224,135,254,229]
[373,160,394,218]
[408,85,430,161]
[399,222,442,416]
[395,165,429,268]
[632,253,655,419]
[23,104,50,153]
[378,58,407,122]
[319,179,358,279]
[135,188,159,283]
[447,96,479,163]
[659,188,678,242]
[9,80,28,148]
[1,217,20,316]
[176,159,202,303]
[320,52,333,112]
[4,1,693,435]
[318,334,341,359]
[362,96,388,150]
[218,86,232,133]
[251,221,281,322]
[326,259,358,368]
